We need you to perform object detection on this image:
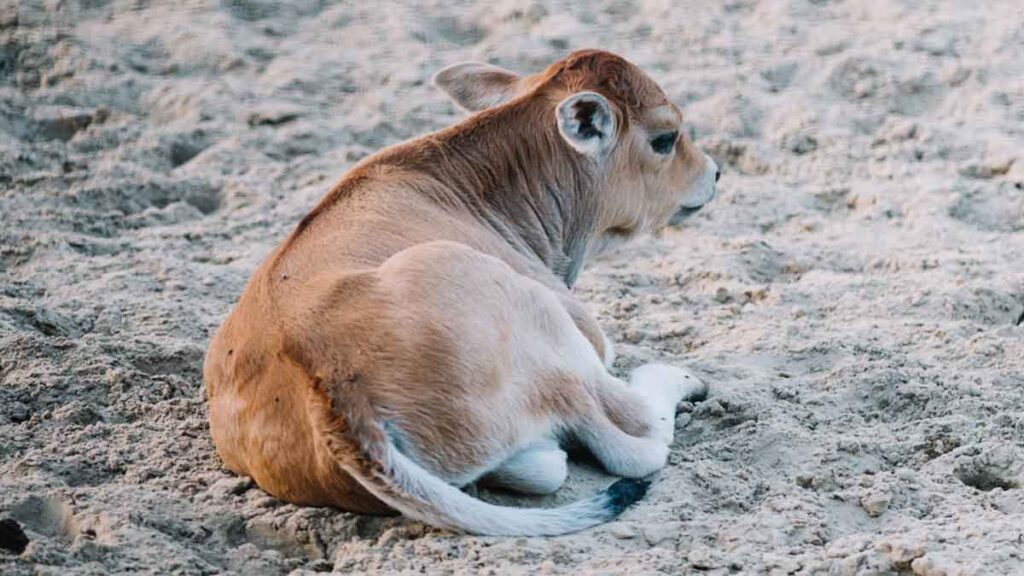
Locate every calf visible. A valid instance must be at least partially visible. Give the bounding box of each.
[204,49,718,536]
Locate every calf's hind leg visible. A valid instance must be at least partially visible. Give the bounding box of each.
[573,365,708,478]
[479,439,568,495]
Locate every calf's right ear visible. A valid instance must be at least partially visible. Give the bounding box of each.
[432,62,522,112]
[556,91,617,158]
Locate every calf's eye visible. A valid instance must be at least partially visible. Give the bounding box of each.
[650,131,678,155]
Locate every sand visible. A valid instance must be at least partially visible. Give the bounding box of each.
[2,0,1023,574]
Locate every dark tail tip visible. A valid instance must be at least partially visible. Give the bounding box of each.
[603,478,651,517]
[0,518,29,554]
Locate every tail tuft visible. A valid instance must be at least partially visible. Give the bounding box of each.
[602,478,651,517]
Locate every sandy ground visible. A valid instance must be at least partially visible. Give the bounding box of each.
[2,0,1023,574]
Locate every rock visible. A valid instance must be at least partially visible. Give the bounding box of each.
[910,555,948,576]
[33,106,101,141]
[785,132,818,155]
[6,402,31,424]
[687,546,718,569]
[642,522,680,546]
[248,495,282,509]
[763,552,801,573]
[829,553,866,576]
[53,401,102,426]
[306,559,333,572]
[675,412,693,429]
[959,157,1014,179]
[714,287,732,303]
[607,522,636,539]
[888,542,926,568]
[896,468,918,482]
[245,103,303,126]
[209,476,254,497]
[695,398,726,418]
[861,491,891,517]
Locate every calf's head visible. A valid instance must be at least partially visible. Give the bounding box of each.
[434,50,719,248]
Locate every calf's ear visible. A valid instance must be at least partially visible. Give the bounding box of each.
[556,91,617,158]
[432,62,522,112]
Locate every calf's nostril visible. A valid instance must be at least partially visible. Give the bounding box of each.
[715,170,721,183]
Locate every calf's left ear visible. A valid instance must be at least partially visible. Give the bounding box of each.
[433,62,522,112]
[556,91,617,158]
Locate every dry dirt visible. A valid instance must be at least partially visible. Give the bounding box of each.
[2,0,1023,574]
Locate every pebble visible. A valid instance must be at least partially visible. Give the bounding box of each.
[959,157,1014,179]
[675,413,693,429]
[910,555,947,576]
[687,546,717,569]
[209,476,254,497]
[861,491,891,517]
[696,398,726,418]
[642,522,680,546]
[7,402,31,424]
[245,103,303,126]
[887,542,926,567]
[33,105,101,141]
[714,287,732,303]
[607,522,636,539]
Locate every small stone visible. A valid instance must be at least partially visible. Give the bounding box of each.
[53,402,102,426]
[209,476,253,497]
[896,468,917,482]
[687,546,717,569]
[623,329,644,344]
[675,413,692,429]
[829,553,866,576]
[959,157,1014,179]
[714,287,732,303]
[33,106,97,141]
[245,103,303,126]
[696,398,726,418]
[837,439,860,453]
[888,542,926,568]
[307,559,333,572]
[825,544,847,559]
[642,522,680,546]
[910,555,943,576]
[763,552,801,573]
[787,133,818,155]
[104,369,126,386]
[261,549,284,562]
[607,522,636,539]
[7,402,30,424]
[376,527,405,548]
[249,496,281,508]
[861,491,891,517]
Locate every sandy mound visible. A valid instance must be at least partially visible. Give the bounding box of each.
[2,0,1022,574]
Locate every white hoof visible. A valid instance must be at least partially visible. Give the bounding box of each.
[630,363,708,404]
[629,363,708,444]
